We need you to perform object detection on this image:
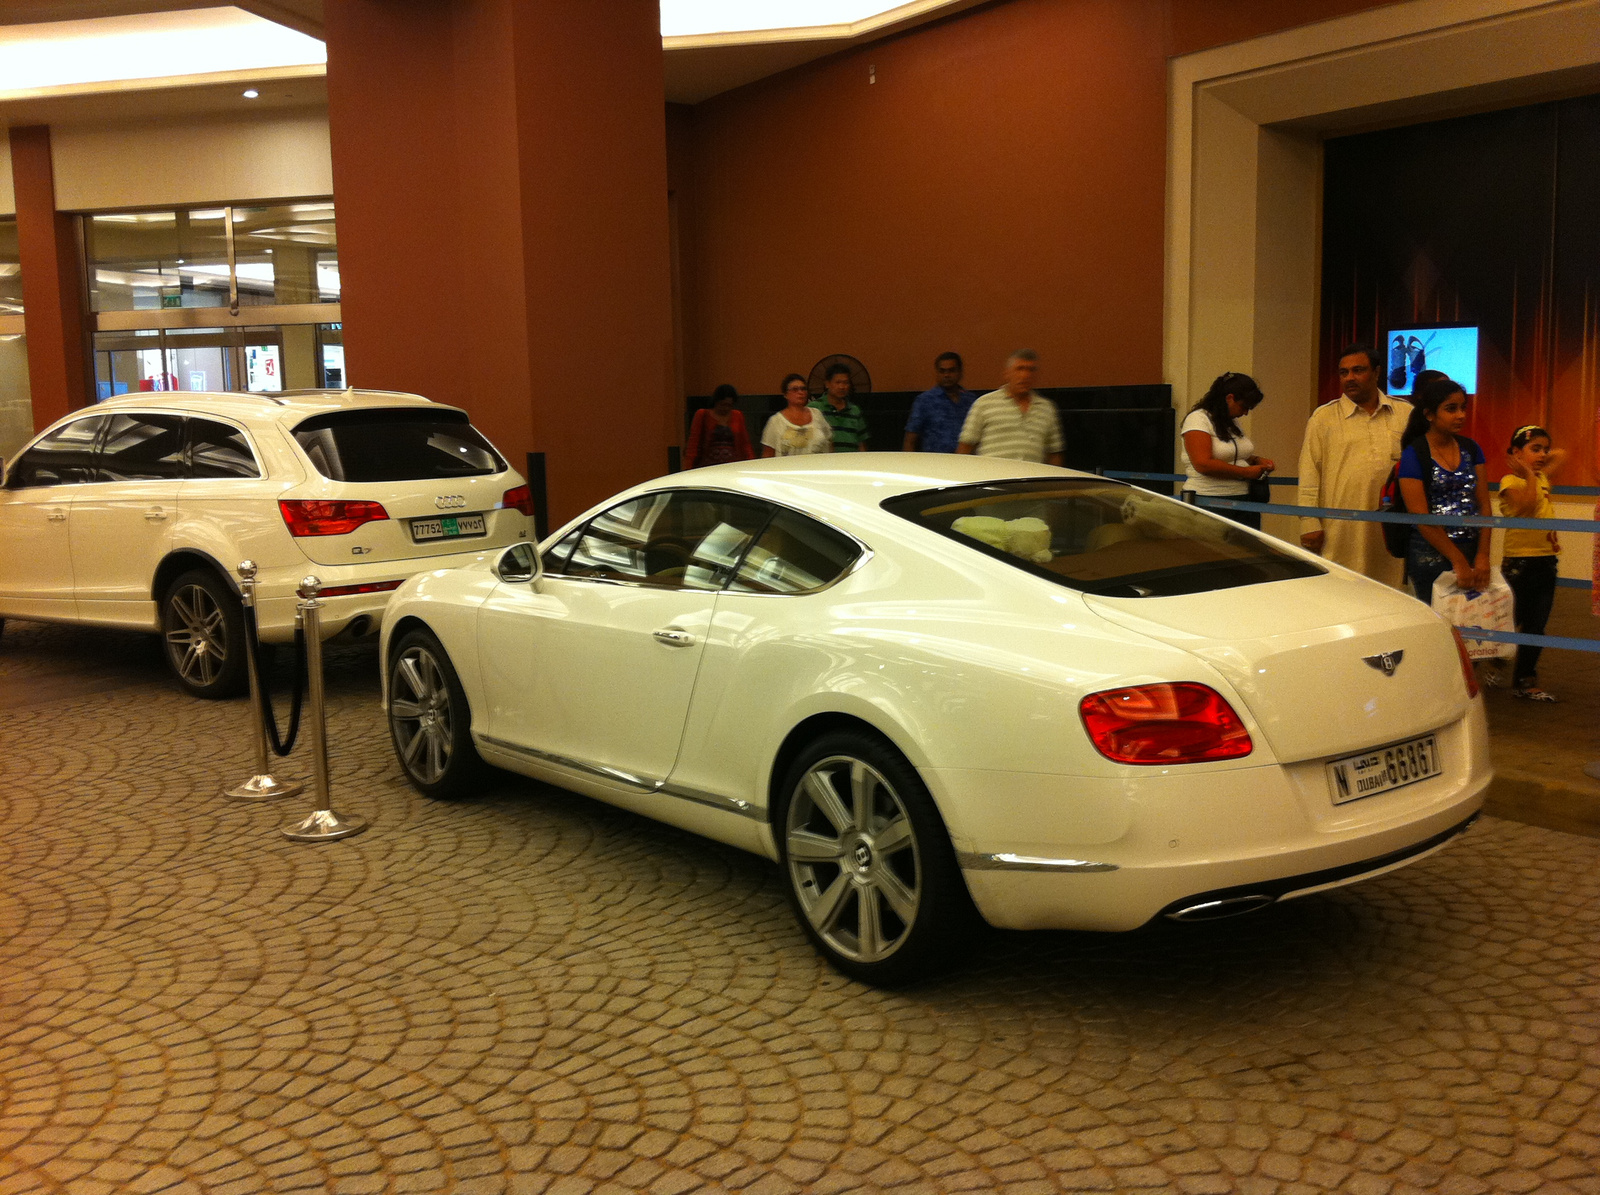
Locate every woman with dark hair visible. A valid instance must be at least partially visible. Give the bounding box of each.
[684,383,753,469]
[1179,371,1275,529]
[760,373,832,457]
[1396,376,1491,605]
[1410,368,1446,395]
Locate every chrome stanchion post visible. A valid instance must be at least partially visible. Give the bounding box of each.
[279,575,368,843]
[226,561,303,801]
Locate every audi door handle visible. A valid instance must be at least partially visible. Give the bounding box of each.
[652,628,695,647]
[143,507,168,522]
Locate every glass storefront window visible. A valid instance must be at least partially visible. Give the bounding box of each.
[92,325,321,397]
[82,200,339,407]
[318,323,344,387]
[232,202,339,305]
[86,209,231,312]
[0,333,33,463]
[0,218,21,317]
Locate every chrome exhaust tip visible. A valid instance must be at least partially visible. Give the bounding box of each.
[1165,894,1276,922]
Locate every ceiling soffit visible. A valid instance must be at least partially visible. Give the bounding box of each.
[0,0,991,116]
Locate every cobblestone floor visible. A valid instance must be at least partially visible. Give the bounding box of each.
[1,620,1598,1194]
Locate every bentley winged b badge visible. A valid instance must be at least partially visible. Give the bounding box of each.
[1362,650,1404,677]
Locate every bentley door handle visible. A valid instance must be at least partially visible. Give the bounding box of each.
[652,628,695,647]
[143,507,168,521]
[46,509,67,522]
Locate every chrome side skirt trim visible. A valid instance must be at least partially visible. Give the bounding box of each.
[957,851,1119,873]
[478,735,764,821]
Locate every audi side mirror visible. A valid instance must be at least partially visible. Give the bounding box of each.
[495,541,542,587]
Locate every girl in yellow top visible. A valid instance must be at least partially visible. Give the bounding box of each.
[1497,424,1566,701]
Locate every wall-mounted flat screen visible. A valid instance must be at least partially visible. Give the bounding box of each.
[1384,324,1478,395]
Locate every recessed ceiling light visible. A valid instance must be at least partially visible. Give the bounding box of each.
[242,88,259,98]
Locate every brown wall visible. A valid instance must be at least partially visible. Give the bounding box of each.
[681,0,1169,399]
[673,0,1398,400]
[1167,0,1396,57]
[325,0,671,524]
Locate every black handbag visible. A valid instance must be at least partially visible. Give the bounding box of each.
[1245,475,1272,505]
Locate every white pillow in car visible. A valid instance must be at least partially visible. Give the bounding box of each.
[952,516,1009,550]
[1004,517,1052,563]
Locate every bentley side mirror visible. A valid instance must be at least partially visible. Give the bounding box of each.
[494,541,543,587]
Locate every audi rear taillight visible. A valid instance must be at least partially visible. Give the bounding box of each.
[1450,627,1480,698]
[1079,682,1253,765]
[278,499,390,537]
[502,484,534,516]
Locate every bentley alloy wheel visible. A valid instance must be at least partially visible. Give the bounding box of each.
[387,629,484,799]
[780,731,973,985]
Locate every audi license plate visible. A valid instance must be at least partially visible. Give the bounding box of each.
[411,513,487,542]
[1326,733,1440,805]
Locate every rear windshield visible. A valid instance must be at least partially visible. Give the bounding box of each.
[882,478,1323,598]
[293,408,505,482]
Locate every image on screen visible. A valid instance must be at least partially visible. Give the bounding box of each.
[1384,326,1479,395]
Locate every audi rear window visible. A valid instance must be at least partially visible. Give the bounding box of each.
[293,408,505,482]
[883,478,1323,598]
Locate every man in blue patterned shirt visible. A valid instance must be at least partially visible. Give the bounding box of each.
[903,352,977,453]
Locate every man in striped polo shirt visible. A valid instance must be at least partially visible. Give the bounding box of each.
[811,363,870,451]
[956,349,1063,465]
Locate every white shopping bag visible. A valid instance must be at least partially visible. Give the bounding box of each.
[1431,568,1516,660]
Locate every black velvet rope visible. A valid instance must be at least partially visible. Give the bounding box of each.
[243,601,306,758]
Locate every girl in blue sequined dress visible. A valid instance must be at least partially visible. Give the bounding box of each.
[1396,377,1492,605]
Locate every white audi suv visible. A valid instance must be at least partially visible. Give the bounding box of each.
[0,389,532,698]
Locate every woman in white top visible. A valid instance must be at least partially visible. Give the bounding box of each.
[1179,371,1275,530]
[761,373,833,457]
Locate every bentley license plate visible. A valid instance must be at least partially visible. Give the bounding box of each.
[411,513,487,542]
[1327,733,1440,805]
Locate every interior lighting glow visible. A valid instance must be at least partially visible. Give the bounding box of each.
[661,1,928,37]
[241,88,259,98]
[0,7,325,95]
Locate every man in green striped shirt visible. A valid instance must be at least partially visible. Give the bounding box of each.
[811,364,869,451]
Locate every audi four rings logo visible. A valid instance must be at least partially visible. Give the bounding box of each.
[1362,651,1404,677]
[435,495,467,509]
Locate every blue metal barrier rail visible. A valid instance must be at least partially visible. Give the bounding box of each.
[1101,469,1600,496]
[1196,495,1599,535]
[1095,468,1597,648]
[1444,627,1600,654]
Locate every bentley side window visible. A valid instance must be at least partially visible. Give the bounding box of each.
[540,524,586,575]
[6,416,107,489]
[729,509,862,595]
[671,492,770,590]
[560,491,769,590]
[564,496,663,583]
[188,418,261,479]
[96,413,188,482]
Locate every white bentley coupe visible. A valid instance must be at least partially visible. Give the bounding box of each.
[379,455,1488,984]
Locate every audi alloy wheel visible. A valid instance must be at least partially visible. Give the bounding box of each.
[161,569,247,699]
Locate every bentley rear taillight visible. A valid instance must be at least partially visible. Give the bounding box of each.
[278,499,390,537]
[1080,682,1253,765]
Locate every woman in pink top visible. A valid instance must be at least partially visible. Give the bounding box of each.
[685,384,753,469]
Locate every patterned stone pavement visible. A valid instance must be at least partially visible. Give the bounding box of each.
[1,620,1598,1194]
